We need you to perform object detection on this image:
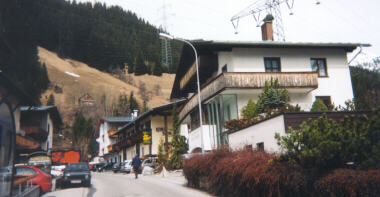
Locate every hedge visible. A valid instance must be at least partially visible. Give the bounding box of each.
[183,149,380,197]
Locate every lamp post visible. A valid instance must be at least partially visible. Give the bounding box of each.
[159,33,204,153]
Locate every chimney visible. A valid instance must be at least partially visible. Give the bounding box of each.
[133,110,138,119]
[261,14,274,41]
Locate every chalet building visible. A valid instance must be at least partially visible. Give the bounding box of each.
[19,106,62,154]
[96,116,134,163]
[0,73,36,197]
[111,101,184,162]
[171,20,370,152]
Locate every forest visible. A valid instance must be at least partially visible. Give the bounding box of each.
[0,0,379,108]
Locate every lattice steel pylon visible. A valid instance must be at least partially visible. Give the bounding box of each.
[231,0,321,41]
[159,0,172,69]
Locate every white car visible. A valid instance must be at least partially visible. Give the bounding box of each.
[120,160,132,173]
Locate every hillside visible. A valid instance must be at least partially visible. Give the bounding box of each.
[38,47,175,147]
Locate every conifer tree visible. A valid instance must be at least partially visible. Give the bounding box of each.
[47,94,55,106]
[134,51,147,76]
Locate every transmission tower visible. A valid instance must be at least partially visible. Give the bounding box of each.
[231,0,321,41]
[159,0,172,69]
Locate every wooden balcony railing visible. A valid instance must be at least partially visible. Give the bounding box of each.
[179,72,318,120]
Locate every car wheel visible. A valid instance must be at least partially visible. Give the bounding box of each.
[84,180,91,187]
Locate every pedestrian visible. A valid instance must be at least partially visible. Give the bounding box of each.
[132,153,142,179]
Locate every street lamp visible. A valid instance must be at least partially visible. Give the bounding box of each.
[159,33,204,153]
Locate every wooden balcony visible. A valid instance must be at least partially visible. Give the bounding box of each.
[179,72,318,120]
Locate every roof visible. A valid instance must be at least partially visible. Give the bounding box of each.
[170,40,371,99]
[102,117,133,123]
[112,100,186,136]
[20,106,62,127]
[188,40,370,51]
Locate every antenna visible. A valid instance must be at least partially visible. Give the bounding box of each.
[231,0,321,41]
[158,0,173,69]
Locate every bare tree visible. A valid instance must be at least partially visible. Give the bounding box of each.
[138,81,151,102]
[153,84,162,96]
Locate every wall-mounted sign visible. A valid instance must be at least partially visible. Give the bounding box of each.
[156,127,164,132]
[142,131,152,144]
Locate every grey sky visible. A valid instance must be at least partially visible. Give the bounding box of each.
[79,0,380,62]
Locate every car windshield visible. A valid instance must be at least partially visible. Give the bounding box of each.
[66,163,88,171]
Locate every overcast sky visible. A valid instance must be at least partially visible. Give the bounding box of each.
[79,0,380,63]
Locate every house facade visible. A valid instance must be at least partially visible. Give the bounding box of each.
[96,116,133,163]
[171,22,369,152]
[111,101,184,162]
[19,106,62,153]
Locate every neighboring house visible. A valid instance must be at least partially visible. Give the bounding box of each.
[19,106,62,153]
[95,116,134,163]
[0,73,36,197]
[171,20,370,152]
[111,101,185,162]
[228,111,371,152]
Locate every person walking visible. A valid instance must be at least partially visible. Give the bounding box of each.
[132,153,142,179]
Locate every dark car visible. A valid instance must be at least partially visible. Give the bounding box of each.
[112,162,121,173]
[98,163,113,172]
[62,162,91,187]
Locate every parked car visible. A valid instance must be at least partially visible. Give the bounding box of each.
[97,163,113,172]
[120,160,132,173]
[112,162,121,173]
[142,158,158,170]
[62,162,91,187]
[15,166,52,193]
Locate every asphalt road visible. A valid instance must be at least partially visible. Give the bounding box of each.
[42,172,212,197]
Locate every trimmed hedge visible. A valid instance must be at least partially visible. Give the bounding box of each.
[183,149,380,197]
[183,149,309,197]
[314,169,380,197]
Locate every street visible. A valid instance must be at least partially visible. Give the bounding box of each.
[42,172,212,197]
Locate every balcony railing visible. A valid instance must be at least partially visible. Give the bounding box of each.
[179,72,318,120]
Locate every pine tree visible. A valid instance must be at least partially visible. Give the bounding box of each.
[47,94,55,106]
[134,51,147,76]
[129,91,139,112]
[153,61,163,76]
[311,99,328,112]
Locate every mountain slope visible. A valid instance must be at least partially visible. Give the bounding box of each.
[38,47,175,147]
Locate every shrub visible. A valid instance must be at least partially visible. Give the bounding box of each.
[276,106,380,171]
[183,149,309,197]
[241,99,259,118]
[311,99,328,111]
[314,169,380,197]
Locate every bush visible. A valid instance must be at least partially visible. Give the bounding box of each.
[183,149,309,197]
[311,99,328,111]
[276,105,380,171]
[314,169,380,197]
[241,99,259,118]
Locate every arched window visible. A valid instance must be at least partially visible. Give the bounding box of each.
[0,99,15,197]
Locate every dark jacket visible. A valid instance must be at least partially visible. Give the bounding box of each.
[132,156,142,169]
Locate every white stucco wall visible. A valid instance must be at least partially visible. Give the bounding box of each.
[126,145,136,161]
[47,114,54,150]
[188,125,216,152]
[150,115,173,155]
[217,47,353,110]
[228,115,286,153]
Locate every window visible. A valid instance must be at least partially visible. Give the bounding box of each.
[16,167,37,175]
[222,64,227,73]
[257,142,264,151]
[316,96,331,107]
[311,58,328,77]
[264,57,281,72]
